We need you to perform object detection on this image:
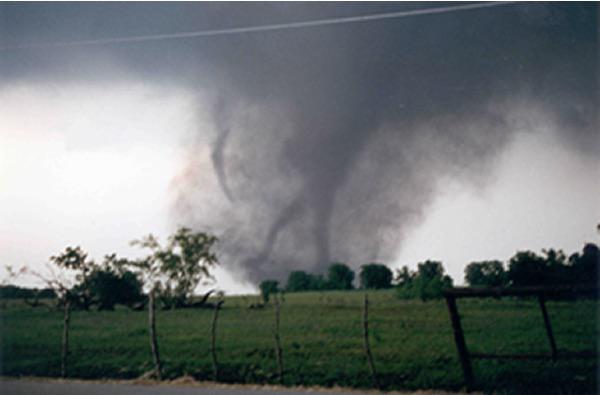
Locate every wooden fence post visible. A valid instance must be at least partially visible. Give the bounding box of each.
[274,294,284,385]
[363,294,380,390]
[148,289,162,380]
[61,298,71,378]
[445,294,474,391]
[538,296,558,361]
[211,299,224,381]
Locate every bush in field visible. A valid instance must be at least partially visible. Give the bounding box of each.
[259,280,279,303]
[464,260,507,287]
[359,263,393,289]
[327,263,355,290]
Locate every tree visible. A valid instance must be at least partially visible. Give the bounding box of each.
[77,260,144,311]
[286,271,313,292]
[359,263,393,289]
[36,245,95,377]
[414,273,453,301]
[49,246,95,310]
[127,227,218,380]
[394,265,416,299]
[285,270,329,292]
[259,280,279,303]
[540,248,568,285]
[308,274,328,290]
[464,260,507,287]
[18,245,94,306]
[395,266,415,287]
[395,261,453,301]
[130,227,219,308]
[569,243,599,284]
[507,246,598,289]
[415,261,453,301]
[49,246,94,274]
[507,251,549,286]
[327,262,355,290]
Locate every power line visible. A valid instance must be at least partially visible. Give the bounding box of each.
[1,2,516,51]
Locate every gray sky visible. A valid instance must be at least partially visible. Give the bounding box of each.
[0,3,598,293]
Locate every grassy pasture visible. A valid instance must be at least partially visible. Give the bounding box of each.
[0,290,597,393]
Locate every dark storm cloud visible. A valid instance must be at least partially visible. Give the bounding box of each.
[2,3,597,283]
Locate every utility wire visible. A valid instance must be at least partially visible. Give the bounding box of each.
[1,2,516,51]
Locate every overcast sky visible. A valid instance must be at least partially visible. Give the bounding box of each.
[0,3,598,294]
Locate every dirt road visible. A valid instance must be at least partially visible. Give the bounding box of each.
[0,378,466,395]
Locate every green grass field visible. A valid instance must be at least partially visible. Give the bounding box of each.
[1,290,597,393]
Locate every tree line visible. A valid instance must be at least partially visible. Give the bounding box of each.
[0,285,55,299]
[259,262,394,303]
[260,243,599,302]
[4,236,598,307]
[5,227,219,312]
[464,243,599,288]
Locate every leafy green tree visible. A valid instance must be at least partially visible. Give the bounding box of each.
[286,270,313,292]
[540,248,569,285]
[507,246,598,288]
[130,227,219,309]
[359,263,393,289]
[50,246,94,274]
[285,270,329,292]
[76,255,144,311]
[414,274,453,301]
[259,280,279,303]
[417,261,444,280]
[327,262,355,290]
[416,260,453,300]
[464,260,507,287]
[395,265,415,287]
[49,246,95,310]
[309,274,328,290]
[394,265,416,299]
[396,261,453,301]
[569,243,599,284]
[507,251,549,286]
